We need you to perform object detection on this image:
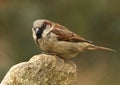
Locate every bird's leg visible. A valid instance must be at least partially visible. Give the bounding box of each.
[41,52,58,56]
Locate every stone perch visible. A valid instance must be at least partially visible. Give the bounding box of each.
[0,54,77,85]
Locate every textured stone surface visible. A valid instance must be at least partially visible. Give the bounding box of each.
[1,54,77,85]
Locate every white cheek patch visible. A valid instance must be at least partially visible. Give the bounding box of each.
[42,25,54,38]
[32,28,37,40]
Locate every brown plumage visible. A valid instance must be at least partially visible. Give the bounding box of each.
[32,19,115,58]
[51,24,92,43]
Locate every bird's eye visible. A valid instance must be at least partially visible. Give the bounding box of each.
[41,22,47,29]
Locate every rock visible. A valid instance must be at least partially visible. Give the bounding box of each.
[1,54,77,85]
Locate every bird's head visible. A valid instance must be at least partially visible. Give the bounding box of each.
[32,19,53,42]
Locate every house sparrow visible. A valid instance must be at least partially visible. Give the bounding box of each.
[32,19,115,58]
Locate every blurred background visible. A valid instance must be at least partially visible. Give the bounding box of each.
[0,0,120,85]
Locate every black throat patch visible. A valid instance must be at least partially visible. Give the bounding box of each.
[34,22,47,39]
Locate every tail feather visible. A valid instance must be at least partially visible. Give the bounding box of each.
[87,44,116,52]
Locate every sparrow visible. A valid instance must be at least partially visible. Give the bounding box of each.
[32,19,115,59]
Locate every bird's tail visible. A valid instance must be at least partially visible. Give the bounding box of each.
[87,44,116,52]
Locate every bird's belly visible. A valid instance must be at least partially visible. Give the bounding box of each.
[40,39,81,58]
[38,38,90,58]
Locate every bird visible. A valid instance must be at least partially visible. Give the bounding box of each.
[32,19,115,59]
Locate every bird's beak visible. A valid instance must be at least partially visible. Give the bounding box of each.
[34,27,43,39]
[34,28,39,34]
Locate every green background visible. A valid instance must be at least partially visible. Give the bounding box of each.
[0,0,120,85]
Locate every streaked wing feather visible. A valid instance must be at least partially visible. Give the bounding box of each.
[51,24,92,43]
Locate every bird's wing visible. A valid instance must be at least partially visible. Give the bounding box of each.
[51,23,92,43]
